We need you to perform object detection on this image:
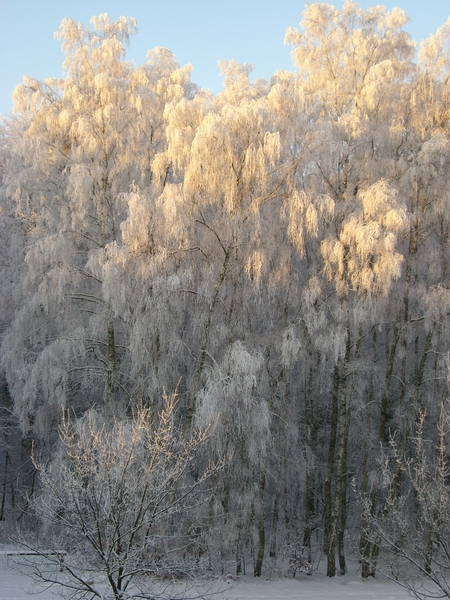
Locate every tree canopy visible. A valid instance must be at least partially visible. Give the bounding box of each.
[1,2,450,586]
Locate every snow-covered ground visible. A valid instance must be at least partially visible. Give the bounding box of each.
[0,556,414,600]
[213,574,414,599]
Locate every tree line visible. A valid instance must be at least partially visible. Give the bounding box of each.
[0,1,449,589]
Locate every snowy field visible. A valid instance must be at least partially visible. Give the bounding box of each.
[0,556,414,600]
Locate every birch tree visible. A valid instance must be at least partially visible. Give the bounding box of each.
[1,15,194,439]
[285,1,416,576]
[1,3,450,582]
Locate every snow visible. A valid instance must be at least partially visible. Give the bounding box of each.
[1,560,36,600]
[213,575,413,600]
[0,556,414,600]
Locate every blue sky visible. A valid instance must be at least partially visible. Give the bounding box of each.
[1,0,449,117]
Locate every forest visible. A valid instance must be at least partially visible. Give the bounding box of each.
[0,2,449,598]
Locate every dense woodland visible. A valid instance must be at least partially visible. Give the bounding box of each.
[0,0,450,588]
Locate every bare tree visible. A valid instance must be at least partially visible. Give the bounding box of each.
[359,388,450,599]
[18,391,219,600]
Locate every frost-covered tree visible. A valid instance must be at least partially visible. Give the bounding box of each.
[1,15,194,439]
[1,2,449,585]
[195,341,270,576]
[360,386,450,599]
[0,120,35,522]
[283,1,417,577]
[23,392,217,600]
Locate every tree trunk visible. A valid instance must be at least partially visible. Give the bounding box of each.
[337,418,349,575]
[325,364,340,577]
[269,489,279,564]
[359,329,377,578]
[107,320,116,403]
[303,363,318,566]
[332,331,351,577]
[0,450,9,521]
[254,472,266,577]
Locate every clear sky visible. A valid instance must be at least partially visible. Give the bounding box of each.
[1,0,449,117]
